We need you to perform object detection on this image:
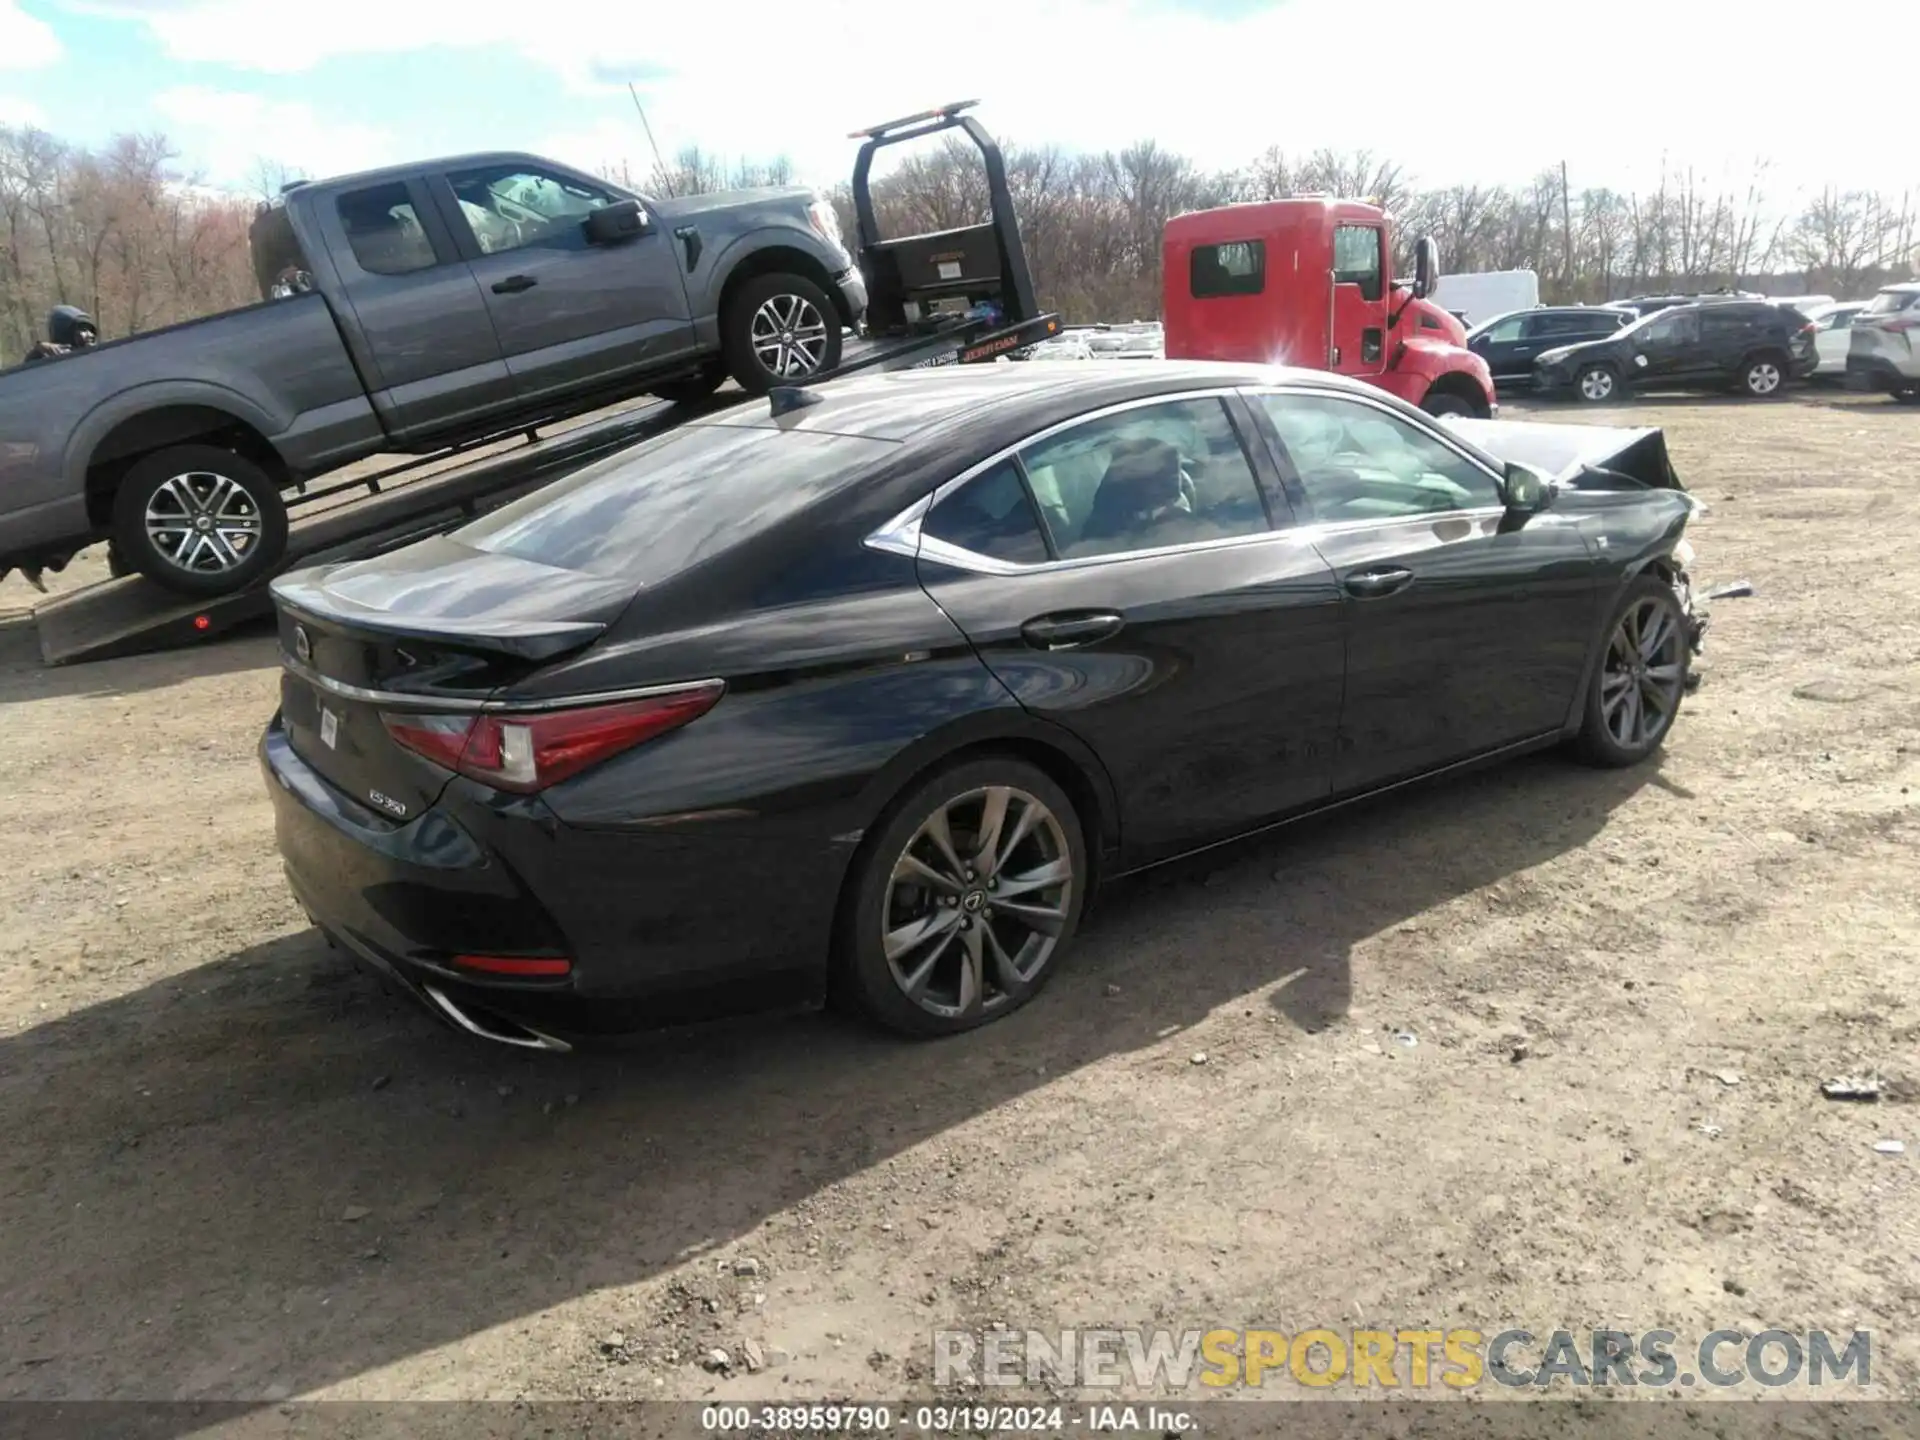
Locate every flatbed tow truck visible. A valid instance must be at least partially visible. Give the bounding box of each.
[30,100,1062,667]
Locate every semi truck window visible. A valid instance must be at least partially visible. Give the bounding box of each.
[1189,241,1265,298]
[1332,226,1383,302]
[335,184,438,277]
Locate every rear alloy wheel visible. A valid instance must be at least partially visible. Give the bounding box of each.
[1573,575,1691,767]
[1576,364,1619,403]
[1741,357,1785,397]
[109,443,289,598]
[722,272,844,395]
[840,757,1086,1037]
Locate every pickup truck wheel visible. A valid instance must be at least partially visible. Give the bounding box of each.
[723,273,843,395]
[109,444,289,598]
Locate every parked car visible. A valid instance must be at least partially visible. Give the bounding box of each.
[1807,300,1868,377]
[1466,306,1636,385]
[0,151,866,597]
[1845,282,1920,402]
[262,361,1702,1049]
[1532,299,1817,402]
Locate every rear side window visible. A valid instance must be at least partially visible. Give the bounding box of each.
[923,460,1051,566]
[336,183,439,276]
[1018,397,1271,560]
[1190,241,1265,298]
[457,424,896,580]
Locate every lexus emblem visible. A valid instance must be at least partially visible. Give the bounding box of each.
[292,625,311,664]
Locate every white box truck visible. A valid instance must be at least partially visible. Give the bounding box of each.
[1429,270,1540,327]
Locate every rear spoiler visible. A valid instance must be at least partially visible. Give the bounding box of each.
[1438,416,1682,491]
[271,569,608,662]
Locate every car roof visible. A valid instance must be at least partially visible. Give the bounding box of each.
[1881,281,1920,294]
[689,360,1390,443]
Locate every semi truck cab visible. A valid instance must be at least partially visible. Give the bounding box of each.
[1162,197,1495,418]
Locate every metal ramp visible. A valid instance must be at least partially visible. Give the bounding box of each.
[31,396,729,665]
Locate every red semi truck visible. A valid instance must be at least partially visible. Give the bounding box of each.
[1161,197,1496,418]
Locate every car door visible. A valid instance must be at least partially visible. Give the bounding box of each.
[428,160,698,408]
[1624,307,1700,388]
[1329,223,1390,378]
[323,177,517,444]
[1816,306,1859,371]
[1470,313,1529,381]
[1245,386,1600,795]
[1696,305,1758,382]
[910,391,1347,864]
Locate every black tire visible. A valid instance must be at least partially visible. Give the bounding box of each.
[109,443,289,598]
[835,755,1088,1038]
[1572,574,1692,768]
[1738,352,1788,399]
[1892,385,1920,405]
[651,364,725,406]
[721,272,843,395]
[1421,391,1476,419]
[1574,363,1622,404]
[105,542,132,579]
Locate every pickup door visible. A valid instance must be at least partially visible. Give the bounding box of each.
[427,160,699,407]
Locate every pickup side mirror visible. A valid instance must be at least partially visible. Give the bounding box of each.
[1502,461,1553,514]
[1412,236,1440,300]
[584,199,651,246]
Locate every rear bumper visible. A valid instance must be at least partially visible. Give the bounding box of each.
[259,713,833,1044]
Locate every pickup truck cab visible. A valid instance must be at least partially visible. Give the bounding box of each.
[0,150,866,596]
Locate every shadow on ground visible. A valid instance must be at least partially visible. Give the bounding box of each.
[0,751,1654,1414]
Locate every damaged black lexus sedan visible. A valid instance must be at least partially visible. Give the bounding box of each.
[261,362,1704,1050]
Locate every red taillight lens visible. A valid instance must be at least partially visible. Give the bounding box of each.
[381,680,724,794]
[451,953,572,977]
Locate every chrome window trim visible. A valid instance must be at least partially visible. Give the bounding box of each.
[279,653,724,715]
[860,381,1515,579]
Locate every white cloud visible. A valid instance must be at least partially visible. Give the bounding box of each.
[68,0,1920,200]
[0,0,60,68]
[0,93,46,127]
[152,86,395,188]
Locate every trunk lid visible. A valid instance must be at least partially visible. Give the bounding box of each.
[270,537,633,820]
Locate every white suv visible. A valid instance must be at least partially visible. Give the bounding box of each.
[1847,282,1920,401]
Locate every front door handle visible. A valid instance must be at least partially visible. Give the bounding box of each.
[1020,611,1124,650]
[492,274,538,294]
[1344,567,1414,598]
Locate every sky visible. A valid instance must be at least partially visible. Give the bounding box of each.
[0,0,1913,208]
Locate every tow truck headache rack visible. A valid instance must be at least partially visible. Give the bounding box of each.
[30,100,1060,667]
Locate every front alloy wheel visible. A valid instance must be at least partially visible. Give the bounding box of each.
[750,293,831,380]
[1577,365,1617,402]
[841,758,1087,1036]
[1574,575,1690,767]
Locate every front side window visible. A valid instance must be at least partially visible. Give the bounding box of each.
[1482,315,1526,343]
[1018,397,1271,560]
[1190,240,1265,298]
[445,165,617,255]
[1254,392,1503,522]
[1821,308,1857,331]
[1863,289,1919,317]
[922,460,1051,566]
[1635,309,1697,346]
[1332,226,1383,302]
[336,183,438,276]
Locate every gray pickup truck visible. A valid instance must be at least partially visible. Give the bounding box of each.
[0,150,867,596]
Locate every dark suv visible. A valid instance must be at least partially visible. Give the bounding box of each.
[1532,300,1818,402]
[1467,306,1636,384]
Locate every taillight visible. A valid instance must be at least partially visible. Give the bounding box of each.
[1883,316,1920,334]
[381,681,724,794]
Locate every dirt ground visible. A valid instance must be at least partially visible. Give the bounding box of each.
[1,388,1916,1424]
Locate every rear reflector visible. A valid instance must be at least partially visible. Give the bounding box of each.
[383,680,724,794]
[451,954,573,977]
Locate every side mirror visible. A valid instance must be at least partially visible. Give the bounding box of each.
[1503,462,1553,513]
[1412,236,1440,300]
[584,199,650,246]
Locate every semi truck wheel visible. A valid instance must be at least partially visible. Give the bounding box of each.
[1421,392,1476,418]
[722,273,844,395]
[109,444,290,598]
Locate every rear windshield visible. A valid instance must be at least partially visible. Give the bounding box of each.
[1864,288,1920,316]
[454,422,897,581]
[1190,240,1265,298]
[249,202,312,301]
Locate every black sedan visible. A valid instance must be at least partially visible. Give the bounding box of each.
[261,362,1703,1049]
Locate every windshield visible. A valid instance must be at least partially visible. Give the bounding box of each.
[1864,288,1920,316]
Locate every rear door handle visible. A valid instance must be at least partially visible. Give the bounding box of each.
[1020,611,1124,650]
[1344,567,1414,598]
[492,274,538,294]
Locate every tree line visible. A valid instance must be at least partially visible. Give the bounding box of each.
[4,120,1916,358]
